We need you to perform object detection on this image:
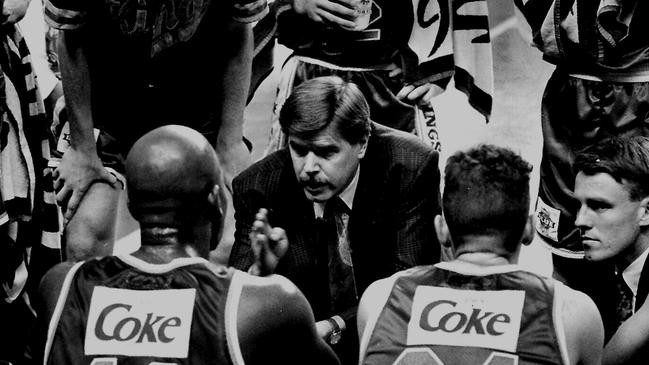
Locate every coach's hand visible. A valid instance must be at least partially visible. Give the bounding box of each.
[292,0,357,29]
[54,147,117,225]
[316,320,335,340]
[248,208,288,276]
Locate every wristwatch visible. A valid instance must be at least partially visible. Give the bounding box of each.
[326,316,345,345]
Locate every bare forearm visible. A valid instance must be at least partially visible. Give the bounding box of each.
[217,21,253,148]
[58,30,96,152]
[604,311,649,365]
[54,30,117,223]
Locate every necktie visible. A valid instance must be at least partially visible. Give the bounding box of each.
[615,272,634,329]
[323,197,358,314]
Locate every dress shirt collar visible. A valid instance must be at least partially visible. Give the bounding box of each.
[314,166,360,218]
[622,246,649,298]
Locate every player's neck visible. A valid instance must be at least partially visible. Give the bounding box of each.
[136,227,195,263]
[452,235,517,266]
[616,233,649,272]
[453,252,514,266]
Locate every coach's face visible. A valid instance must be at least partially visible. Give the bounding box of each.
[289,123,368,203]
[574,172,649,265]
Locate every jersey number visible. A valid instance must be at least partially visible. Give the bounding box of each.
[91,359,178,365]
[392,348,519,365]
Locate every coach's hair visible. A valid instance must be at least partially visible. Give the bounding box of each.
[574,135,649,201]
[279,76,371,145]
[443,145,532,252]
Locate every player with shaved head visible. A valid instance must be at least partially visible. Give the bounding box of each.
[36,125,339,365]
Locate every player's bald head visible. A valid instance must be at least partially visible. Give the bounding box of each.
[125,125,223,224]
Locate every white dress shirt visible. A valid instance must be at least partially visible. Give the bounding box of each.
[622,247,649,311]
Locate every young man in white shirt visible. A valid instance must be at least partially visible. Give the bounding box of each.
[573,135,649,364]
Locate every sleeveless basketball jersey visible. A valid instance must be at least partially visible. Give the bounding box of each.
[360,262,568,365]
[43,255,248,365]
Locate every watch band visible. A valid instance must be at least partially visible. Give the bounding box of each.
[330,315,346,331]
[325,317,343,345]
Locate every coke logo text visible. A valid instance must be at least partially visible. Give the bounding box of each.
[85,287,195,357]
[406,286,524,351]
[95,303,181,343]
[419,300,510,335]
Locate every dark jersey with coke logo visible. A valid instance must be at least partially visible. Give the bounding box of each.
[359,262,566,365]
[44,255,247,365]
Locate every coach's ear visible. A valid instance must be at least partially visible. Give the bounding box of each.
[638,197,649,227]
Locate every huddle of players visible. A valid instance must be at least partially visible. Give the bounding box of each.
[37,76,649,365]
[29,0,649,363]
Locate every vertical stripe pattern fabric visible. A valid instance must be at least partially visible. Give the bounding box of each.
[1,25,62,303]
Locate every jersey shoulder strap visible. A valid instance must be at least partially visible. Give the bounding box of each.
[43,261,86,365]
[224,269,246,365]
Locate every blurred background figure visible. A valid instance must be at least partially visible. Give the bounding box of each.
[262,0,493,154]
[1,0,63,363]
[44,0,268,261]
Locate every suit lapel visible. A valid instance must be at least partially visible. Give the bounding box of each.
[349,131,388,252]
[277,150,320,265]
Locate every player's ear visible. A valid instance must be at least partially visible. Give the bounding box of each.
[521,214,534,246]
[208,184,225,249]
[435,214,451,248]
[435,214,455,261]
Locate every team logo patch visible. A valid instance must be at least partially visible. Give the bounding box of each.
[85,287,196,358]
[407,286,525,352]
[535,197,560,242]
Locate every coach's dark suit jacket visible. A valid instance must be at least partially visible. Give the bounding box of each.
[229,123,441,320]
